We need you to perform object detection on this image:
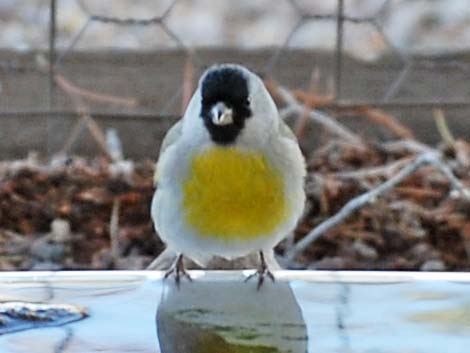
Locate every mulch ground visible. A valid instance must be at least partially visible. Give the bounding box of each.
[1,137,468,271]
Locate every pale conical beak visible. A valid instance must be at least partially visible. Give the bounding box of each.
[211,102,233,126]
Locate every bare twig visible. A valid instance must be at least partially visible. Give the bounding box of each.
[355,106,415,139]
[271,83,363,146]
[285,151,470,263]
[58,117,86,156]
[294,67,324,139]
[328,156,413,179]
[381,139,433,154]
[429,157,470,198]
[181,54,195,114]
[81,110,114,160]
[54,73,138,108]
[57,108,113,161]
[292,89,334,108]
[455,141,470,168]
[109,198,121,262]
[433,109,456,148]
[56,77,114,160]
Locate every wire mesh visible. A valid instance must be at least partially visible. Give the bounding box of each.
[0,0,469,157]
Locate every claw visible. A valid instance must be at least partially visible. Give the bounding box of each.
[244,251,275,290]
[164,254,192,288]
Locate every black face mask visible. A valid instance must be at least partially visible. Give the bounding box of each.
[200,67,252,145]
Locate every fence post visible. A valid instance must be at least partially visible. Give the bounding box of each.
[48,0,57,110]
[335,0,344,101]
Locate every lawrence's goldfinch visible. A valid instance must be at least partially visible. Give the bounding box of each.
[151,64,306,288]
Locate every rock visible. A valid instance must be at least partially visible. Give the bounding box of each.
[114,255,153,270]
[29,219,72,266]
[50,219,71,243]
[409,243,440,263]
[109,160,134,180]
[309,256,346,270]
[420,259,446,271]
[352,240,378,260]
[91,249,114,269]
[30,237,66,263]
[30,262,63,271]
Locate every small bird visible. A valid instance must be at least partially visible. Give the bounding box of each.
[151,64,306,288]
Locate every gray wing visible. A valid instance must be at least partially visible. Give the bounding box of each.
[154,119,183,185]
[159,118,183,157]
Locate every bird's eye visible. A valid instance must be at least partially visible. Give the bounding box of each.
[245,98,251,106]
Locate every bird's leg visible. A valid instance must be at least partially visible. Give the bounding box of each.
[244,251,275,290]
[164,254,192,287]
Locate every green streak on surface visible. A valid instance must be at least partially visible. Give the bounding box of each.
[194,332,281,353]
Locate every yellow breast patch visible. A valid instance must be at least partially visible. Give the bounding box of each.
[182,147,288,240]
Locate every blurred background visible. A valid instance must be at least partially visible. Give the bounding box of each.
[0,0,469,272]
[1,0,470,157]
[2,0,470,53]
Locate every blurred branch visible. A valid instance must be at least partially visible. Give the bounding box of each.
[58,118,86,156]
[109,198,121,263]
[354,106,414,139]
[285,151,470,264]
[181,54,195,114]
[294,67,324,139]
[54,73,115,160]
[279,84,414,140]
[80,109,113,160]
[433,109,456,148]
[292,89,334,109]
[380,139,432,154]
[265,80,363,146]
[328,156,413,179]
[56,107,113,161]
[54,73,138,108]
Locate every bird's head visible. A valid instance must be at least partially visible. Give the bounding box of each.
[183,64,279,146]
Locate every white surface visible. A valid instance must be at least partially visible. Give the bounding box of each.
[1,271,470,352]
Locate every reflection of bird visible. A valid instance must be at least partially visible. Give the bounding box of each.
[157,279,308,352]
[151,64,305,288]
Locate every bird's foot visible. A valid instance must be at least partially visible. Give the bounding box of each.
[164,254,192,288]
[244,251,275,290]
